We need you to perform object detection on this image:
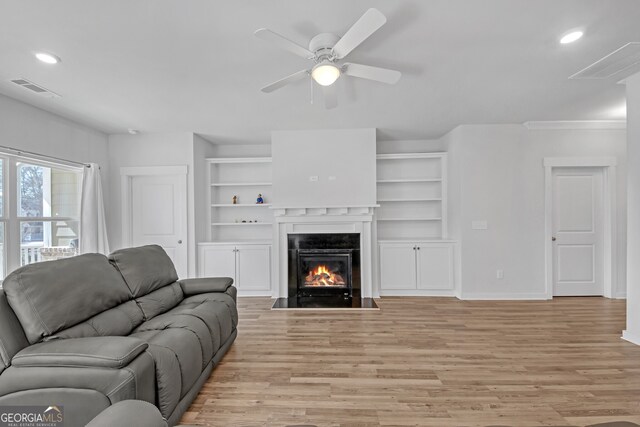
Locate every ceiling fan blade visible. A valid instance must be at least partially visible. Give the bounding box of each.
[261,69,309,93]
[254,28,314,59]
[331,8,387,59]
[323,84,338,109]
[342,63,401,84]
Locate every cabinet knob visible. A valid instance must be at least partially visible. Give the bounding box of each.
[178,240,183,244]
[417,246,420,250]
[552,237,556,242]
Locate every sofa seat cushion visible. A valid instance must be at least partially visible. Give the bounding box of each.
[134,313,213,369]
[178,292,238,340]
[109,245,179,297]
[129,328,202,418]
[3,254,133,344]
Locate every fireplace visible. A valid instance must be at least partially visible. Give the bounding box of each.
[288,233,360,299]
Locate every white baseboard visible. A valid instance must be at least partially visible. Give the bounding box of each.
[613,292,627,299]
[460,292,550,300]
[237,291,272,297]
[379,289,457,297]
[622,330,640,346]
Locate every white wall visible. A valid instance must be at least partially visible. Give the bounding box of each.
[447,124,627,299]
[377,139,446,154]
[624,72,640,345]
[0,94,110,274]
[193,134,216,247]
[0,93,109,194]
[272,128,376,207]
[107,132,197,276]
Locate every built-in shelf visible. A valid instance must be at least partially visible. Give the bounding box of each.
[377,217,442,222]
[377,198,442,202]
[211,204,272,207]
[375,152,447,241]
[207,157,274,241]
[210,182,272,187]
[376,178,441,184]
[211,222,273,226]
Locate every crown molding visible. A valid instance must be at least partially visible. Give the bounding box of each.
[523,120,626,130]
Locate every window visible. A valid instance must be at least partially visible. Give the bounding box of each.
[0,155,83,279]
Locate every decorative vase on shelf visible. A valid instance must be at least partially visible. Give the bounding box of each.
[232,195,238,205]
[256,194,264,204]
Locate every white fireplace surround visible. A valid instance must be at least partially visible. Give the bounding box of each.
[272,205,377,298]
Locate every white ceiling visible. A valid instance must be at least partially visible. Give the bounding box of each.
[0,0,638,143]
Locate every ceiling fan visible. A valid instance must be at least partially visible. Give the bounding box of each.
[255,8,401,109]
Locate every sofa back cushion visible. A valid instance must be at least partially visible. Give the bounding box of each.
[109,245,179,297]
[0,290,30,373]
[3,253,133,344]
[135,282,184,321]
[49,300,145,340]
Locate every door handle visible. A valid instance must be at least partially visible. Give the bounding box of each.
[552,237,556,242]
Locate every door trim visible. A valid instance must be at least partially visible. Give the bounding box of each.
[543,157,617,299]
[120,165,188,249]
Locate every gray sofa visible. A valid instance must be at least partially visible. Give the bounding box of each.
[0,245,238,426]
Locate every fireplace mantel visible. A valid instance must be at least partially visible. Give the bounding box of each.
[271,205,377,217]
[272,205,376,299]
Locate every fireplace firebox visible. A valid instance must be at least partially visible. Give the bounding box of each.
[288,233,360,298]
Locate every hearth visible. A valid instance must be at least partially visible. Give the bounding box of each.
[288,233,361,299]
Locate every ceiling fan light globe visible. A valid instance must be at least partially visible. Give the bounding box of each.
[312,63,340,86]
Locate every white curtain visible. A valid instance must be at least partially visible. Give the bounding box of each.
[80,163,110,254]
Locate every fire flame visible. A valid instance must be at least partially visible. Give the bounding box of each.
[304,265,345,287]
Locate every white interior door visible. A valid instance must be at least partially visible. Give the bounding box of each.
[125,168,188,278]
[552,167,604,296]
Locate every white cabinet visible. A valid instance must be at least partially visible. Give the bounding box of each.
[198,243,271,296]
[379,244,416,290]
[379,242,455,295]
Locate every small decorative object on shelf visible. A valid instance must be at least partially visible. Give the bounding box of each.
[232,195,238,204]
[256,194,264,204]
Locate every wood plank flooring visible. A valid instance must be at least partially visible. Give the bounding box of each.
[181,297,640,427]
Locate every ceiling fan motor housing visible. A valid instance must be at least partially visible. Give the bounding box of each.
[309,33,341,60]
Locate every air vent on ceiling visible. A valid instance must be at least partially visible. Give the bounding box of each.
[570,42,640,80]
[10,78,60,98]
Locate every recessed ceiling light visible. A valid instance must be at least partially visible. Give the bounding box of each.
[560,31,584,44]
[127,129,139,135]
[35,52,61,64]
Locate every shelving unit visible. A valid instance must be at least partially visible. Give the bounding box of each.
[375,153,448,240]
[376,152,455,295]
[207,157,274,241]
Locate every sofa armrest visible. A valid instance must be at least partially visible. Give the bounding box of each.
[179,277,234,296]
[11,337,148,369]
[87,400,167,427]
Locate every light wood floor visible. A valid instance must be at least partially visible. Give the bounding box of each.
[181,297,640,427]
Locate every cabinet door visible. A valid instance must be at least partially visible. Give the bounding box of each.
[199,246,236,280]
[236,245,271,292]
[379,244,417,290]
[416,244,454,290]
